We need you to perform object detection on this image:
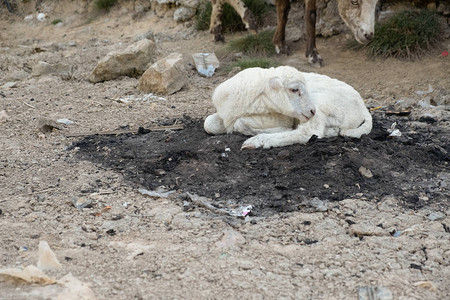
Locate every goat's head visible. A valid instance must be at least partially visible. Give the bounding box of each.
[338,0,379,44]
[268,67,316,123]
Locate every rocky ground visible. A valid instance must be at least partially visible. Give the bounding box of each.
[0,1,449,299]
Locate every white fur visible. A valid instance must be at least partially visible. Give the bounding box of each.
[204,66,316,136]
[204,66,372,149]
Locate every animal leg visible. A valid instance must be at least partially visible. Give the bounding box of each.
[234,115,295,136]
[242,115,326,149]
[210,0,225,42]
[224,0,257,32]
[273,0,290,54]
[204,113,227,135]
[242,130,312,149]
[305,0,323,66]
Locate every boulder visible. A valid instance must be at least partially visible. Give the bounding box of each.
[138,53,187,95]
[174,7,196,22]
[31,61,74,79]
[89,39,158,83]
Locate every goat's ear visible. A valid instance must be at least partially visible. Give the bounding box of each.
[269,77,283,90]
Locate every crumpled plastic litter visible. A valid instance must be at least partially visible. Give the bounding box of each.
[387,122,401,137]
[192,53,220,77]
[230,205,253,217]
[57,118,74,125]
[138,187,175,198]
[415,84,433,96]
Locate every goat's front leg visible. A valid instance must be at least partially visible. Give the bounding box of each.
[242,115,326,149]
[224,0,257,32]
[305,0,323,66]
[242,130,312,149]
[273,0,290,54]
[210,0,225,42]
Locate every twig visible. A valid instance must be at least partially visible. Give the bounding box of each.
[65,124,184,137]
[15,187,57,197]
[89,191,117,197]
[186,192,230,216]
[23,101,36,109]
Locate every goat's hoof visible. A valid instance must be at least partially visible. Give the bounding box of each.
[275,44,290,55]
[241,143,256,150]
[307,54,323,67]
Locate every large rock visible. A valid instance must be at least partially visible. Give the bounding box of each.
[138,53,187,95]
[89,39,158,83]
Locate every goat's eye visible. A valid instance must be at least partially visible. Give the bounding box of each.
[350,0,359,6]
[290,88,299,93]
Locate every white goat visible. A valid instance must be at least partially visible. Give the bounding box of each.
[204,66,372,149]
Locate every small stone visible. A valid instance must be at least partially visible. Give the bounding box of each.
[358,286,393,300]
[277,150,290,159]
[428,212,445,221]
[173,7,196,22]
[37,118,62,133]
[155,169,166,176]
[72,198,93,209]
[1,81,17,88]
[0,110,9,123]
[32,61,74,79]
[359,166,373,178]
[37,241,62,271]
[350,222,385,237]
[323,184,330,189]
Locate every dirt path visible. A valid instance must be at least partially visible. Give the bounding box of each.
[0,2,449,299]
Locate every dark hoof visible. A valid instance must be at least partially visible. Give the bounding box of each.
[275,43,290,55]
[307,53,323,67]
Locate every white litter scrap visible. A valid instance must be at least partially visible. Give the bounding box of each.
[119,93,166,104]
[138,187,175,198]
[192,53,220,77]
[387,122,402,137]
[186,192,252,218]
[37,13,46,21]
[57,118,74,125]
[230,205,253,217]
[415,84,433,96]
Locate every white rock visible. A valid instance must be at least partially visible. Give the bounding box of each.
[0,110,9,123]
[37,241,62,271]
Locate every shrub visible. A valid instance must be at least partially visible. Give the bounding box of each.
[354,9,442,59]
[94,0,118,11]
[195,0,270,32]
[51,19,62,25]
[228,30,276,56]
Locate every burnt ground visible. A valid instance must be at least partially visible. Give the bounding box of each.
[72,112,449,216]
